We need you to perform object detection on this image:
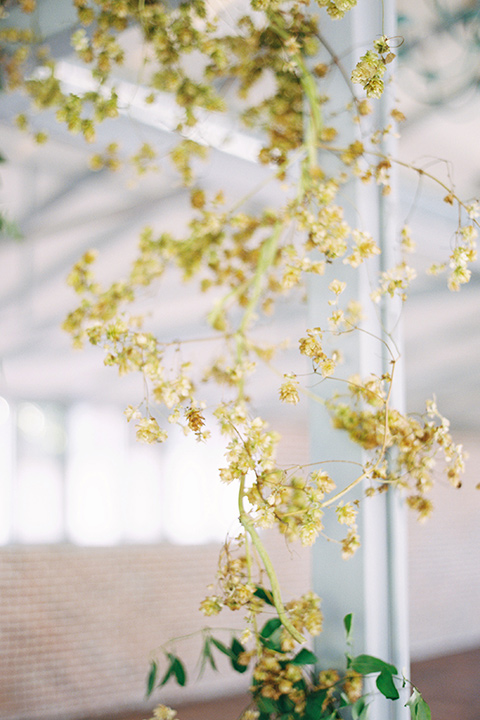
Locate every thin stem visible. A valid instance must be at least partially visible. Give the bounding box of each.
[238,222,283,335]
[321,360,396,509]
[238,476,305,644]
[243,529,261,651]
[315,140,480,229]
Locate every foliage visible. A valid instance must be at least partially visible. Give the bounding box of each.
[1,0,478,718]
[144,611,431,719]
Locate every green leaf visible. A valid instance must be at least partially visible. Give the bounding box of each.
[231,637,244,655]
[405,688,432,720]
[291,648,319,666]
[257,696,279,714]
[254,585,275,606]
[230,637,248,673]
[146,660,157,697]
[160,653,187,688]
[352,696,369,720]
[159,660,175,687]
[259,617,283,652]
[260,617,282,638]
[0,213,23,241]
[277,694,295,714]
[198,637,217,677]
[172,657,187,686]
[210,636,247,672]
[211,636,233,658]
[376,670,399,700]
[205,645,217,672]
[350,654,397,676]
[344,613,353,644]
[304,688,329,719]
[231,662,248,675]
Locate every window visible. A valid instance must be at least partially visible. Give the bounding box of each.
[0,397,236,546]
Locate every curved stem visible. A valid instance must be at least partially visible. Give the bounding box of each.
[243,529,261,651]
[321,360,396,509]
[238,221,283,334]
[314,140,480,229]
[238,476,305,644]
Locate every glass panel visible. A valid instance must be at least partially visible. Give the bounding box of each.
[162,425,238,544]
[123,443,163,542]
[0,397,13,544]
[14,402,66,543]
[66,404,125,545]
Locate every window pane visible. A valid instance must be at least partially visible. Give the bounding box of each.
[15,402,65,543]
[66,404,126,545]
[0,397,13,544]
[123,444,163,542]
[162,426,238,544]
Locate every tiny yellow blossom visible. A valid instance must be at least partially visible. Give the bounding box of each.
[311,470,336,495]
[279,375,300,404]
[345,300,364,326]
[328,279,346,295]
[343,670,363,702]
[320,358,336,377]
[341,529,361,558]
[336,502,357,526]
[318,669,340,688]
[400,225,416,253]
[200,595,223,616]
[406,495,433,522]
[150,705,178,720]
[135,417,167,443]
[124,405,141,422]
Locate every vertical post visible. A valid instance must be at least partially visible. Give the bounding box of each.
[309,1,409,718]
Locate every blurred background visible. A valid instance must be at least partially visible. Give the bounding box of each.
[0,1,479,719]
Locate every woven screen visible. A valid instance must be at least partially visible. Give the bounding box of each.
[0,540,312,720]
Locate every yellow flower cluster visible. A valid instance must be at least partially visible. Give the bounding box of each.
[328,377,466,521]
[371,261,417,303]
[279,374,300,404]
[351,37,395,98]
[299,328,337,377]
[316,0,357,20]
[448,225,478,291]
[283,592,323,643]
[253,649,305,711]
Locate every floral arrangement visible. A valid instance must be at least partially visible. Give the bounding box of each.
[1,0,478,718]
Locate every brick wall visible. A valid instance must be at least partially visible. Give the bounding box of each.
[0,539,312,720]
[408,431,480,659]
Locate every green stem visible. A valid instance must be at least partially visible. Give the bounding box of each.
[243,531,261,652]
[296,53,323,145]
[238,221,283,335]
[238,477,305,644]
[268,15,323,170]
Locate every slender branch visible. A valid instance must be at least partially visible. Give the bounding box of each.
[239,222,283,334]
[238,476,305,644]
[321,359,396,509]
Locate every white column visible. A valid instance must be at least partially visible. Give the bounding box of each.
[309,2,409,719]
